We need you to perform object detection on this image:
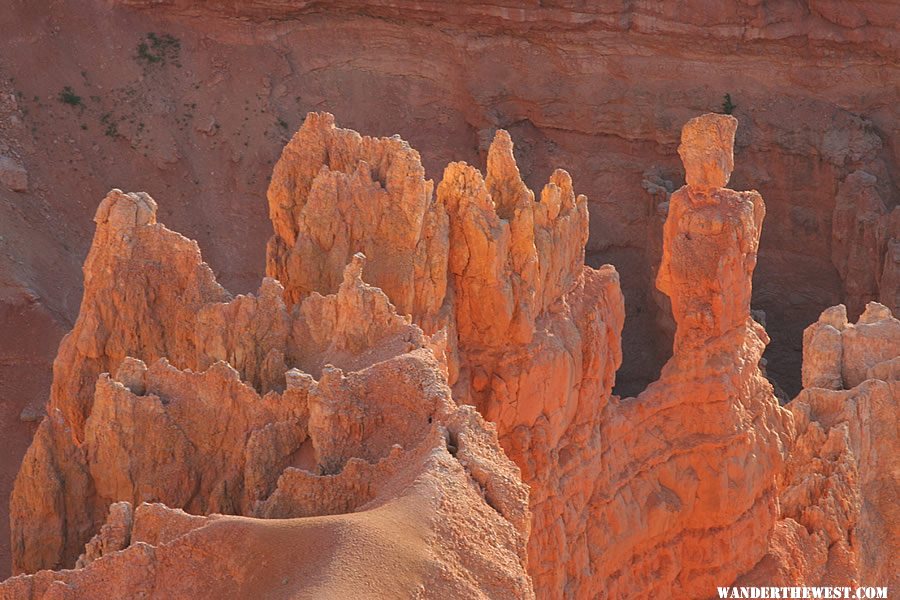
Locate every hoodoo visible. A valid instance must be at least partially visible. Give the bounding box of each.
[2,113,897,598]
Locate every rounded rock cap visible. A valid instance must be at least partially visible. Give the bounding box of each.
[678,113,738,188]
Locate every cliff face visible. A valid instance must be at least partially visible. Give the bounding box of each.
[831,171,900,316]
[113,0,900,49]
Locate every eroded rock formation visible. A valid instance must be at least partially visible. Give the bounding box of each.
[6,188,533,598]
[3,113,897,599]
[263,114,626,592]
[742,302,899,590]
[556,113,791,597]
[3,5,900,574]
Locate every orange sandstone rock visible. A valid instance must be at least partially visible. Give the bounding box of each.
[677,113,738,188]
[5,112,897,599]
[263,115,627,593]
[746,302,899,591]
[803,301,900,390]
[579,113,790,597]
[7,188,532,597]
[266,112,449,327]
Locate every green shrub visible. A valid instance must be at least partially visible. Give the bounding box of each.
[722,93,736,115]
[58,86,82,107]
[136,32,181,66]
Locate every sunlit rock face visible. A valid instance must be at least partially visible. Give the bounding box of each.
[4,113,897,599]
[264,113,627,593]
[6,186,533,599]
[743,301,899,592]
[583,113,790,597]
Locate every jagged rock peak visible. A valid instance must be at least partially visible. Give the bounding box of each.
[8,181,534,597]
[265,111,446,322]
[802,301,900,389]
[94,189,157,230]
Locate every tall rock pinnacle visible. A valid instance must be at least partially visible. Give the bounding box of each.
[658,113,765,353]
[3,113,896,599]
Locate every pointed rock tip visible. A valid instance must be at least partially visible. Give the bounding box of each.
[285,368,314,390]
[549,168,573,189]
[302,111,336,130]
[114,357,149,396]
[487,129,517,173]
[859,301,893,324]
[818,304,848,330]
[258,277,286,299]
[491,128,513,148]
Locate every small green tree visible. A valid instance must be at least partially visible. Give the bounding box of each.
[58,86,82,107]
[722,93,736,115]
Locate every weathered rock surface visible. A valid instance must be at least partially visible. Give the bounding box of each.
[831,171,899,317]
[75,502,132,569]
[803,301,900,389]
[266,112,448,326]
[2,6,900,573]
[264,113,627,592]
[437,138,625,593]
[6,187,532,597]
[579,113,790,597]
[0,155,27,193]
[3,113,898,599]
[743,302,899,591]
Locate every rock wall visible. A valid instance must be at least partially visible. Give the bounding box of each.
[831,171,900,317]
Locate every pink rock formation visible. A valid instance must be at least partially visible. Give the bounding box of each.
[75,502,132,569]
[579,113,789,597]
[263,114,626,592]
[437,142,625,593]
[49,190,230,436]
[266,112,448,327]
[3,6,900,572]
[803,301,900,390]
